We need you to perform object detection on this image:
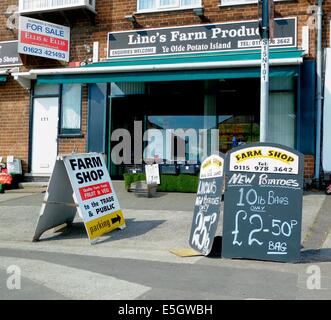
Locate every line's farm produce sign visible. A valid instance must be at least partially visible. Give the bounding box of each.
[189,154,225,255]
[107,18,296,58]
[33,153,125,243]
[18,16,70,62]
[221,143,304,262]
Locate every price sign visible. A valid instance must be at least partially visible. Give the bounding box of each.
[145,164,160,185]
[222,143,304,262]
[189,154,225,256]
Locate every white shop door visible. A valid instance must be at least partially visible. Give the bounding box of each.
[32,97,59,174]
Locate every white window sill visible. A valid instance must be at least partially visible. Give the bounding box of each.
[219,0,292,7]
[135,6,202,15]
[218,2,255,7]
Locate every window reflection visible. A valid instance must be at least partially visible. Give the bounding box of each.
[146,115,216,163]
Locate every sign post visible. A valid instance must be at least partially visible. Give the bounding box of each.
[33,153,125,243]
[189,154,225,256]
[258,0,274,142]
[221,143,304,262]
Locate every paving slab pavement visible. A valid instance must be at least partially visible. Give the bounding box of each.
[0,193,34,203]
[0,187,328,263]
[0,188,331,300]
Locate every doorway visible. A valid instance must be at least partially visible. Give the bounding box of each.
[31,97,59,175]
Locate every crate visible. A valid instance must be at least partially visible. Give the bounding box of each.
[129,181,157,198]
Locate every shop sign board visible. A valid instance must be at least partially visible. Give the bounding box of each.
[145,164,160,185]
[0,41,22,67]
[189,154,225,255]
[33,153,125,243]
[107,17,296,59]
[18,16,70,62]
[221,143,304,262]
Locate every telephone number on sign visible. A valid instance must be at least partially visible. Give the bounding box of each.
[270,37,293,46]
[233,165,293,173]
[44,50,66,59]
[22,46,66,59]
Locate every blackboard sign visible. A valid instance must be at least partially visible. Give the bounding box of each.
[222,143,304,262]
[189,154,225,255]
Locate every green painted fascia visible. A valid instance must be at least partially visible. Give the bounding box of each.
[83,48,304,68]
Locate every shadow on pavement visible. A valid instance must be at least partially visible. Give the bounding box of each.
[38,218,166,244]
[129,192,168,199]
[300,248,331,263]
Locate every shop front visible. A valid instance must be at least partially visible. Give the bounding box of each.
[13,17,316,180]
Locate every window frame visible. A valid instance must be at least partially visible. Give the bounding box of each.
[219,0,287,7]
[137,0,202,14]
[59,83,83,137]
[159,0,180,9]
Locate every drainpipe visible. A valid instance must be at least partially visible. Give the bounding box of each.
[314,0,323,185]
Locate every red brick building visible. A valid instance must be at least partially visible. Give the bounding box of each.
[0,0,330,183]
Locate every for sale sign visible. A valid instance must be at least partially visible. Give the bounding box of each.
[33,153,125,243]
[18,16,70,62]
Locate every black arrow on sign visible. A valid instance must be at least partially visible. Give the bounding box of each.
[111,214,121,224]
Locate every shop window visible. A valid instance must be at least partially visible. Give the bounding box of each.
[268,77,296,148]
[269,76,294,91]
[144,81,208,163]
[217,78,260,153]
[137,0,201,12]
[111,82,145,96]
[34,84,60,96]
[268,92,295,148]
[60,84,82,135]
[145,116,206,163]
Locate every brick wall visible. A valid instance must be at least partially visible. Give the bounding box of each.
[1,0,330,176]
[0,78,30,173]
[304,154,315,179]
[68,0,321,62]
[325,0,331,48]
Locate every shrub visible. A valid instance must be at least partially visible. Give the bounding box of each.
[123,173,146,190]
[123,173,199,193]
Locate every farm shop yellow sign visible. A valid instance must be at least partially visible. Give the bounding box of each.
[86,210,124,240]
[200,154,224,179]
[229,144,299,174]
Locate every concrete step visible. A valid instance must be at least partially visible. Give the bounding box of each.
[4,182,48,194]
[5,188,46,194]
[19,182,48,189]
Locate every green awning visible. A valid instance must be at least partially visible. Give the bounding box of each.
[37,48,304,85]
[0,76,7,82]
[37,66,298,84]
[85,48,304,68]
